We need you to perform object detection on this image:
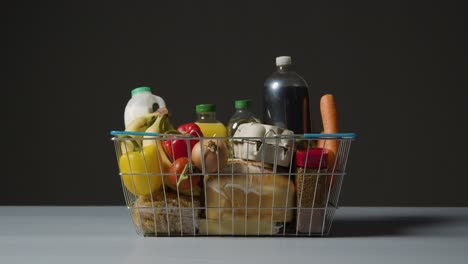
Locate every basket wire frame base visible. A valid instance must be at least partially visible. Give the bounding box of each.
[111,132,354,237]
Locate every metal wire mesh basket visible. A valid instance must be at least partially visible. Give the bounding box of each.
[111,131,355,237]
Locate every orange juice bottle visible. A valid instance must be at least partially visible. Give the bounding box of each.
[195,104,227,138]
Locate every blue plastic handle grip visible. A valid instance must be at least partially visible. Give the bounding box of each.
[303,133,356,139]
[110,131,159,137]
[110,131,355,139]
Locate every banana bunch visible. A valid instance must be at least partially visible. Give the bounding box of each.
[141,112,173,173]
[120,113,157,154]
[122,108,173,173]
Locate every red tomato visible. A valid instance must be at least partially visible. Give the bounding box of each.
[168,157,201,190]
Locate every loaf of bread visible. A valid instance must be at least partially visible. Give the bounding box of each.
[204,159,295,222]
[131,192,200,235]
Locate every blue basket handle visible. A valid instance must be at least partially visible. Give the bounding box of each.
[303,133,356,139]
[111,131,356,139]
[110,131,159,137]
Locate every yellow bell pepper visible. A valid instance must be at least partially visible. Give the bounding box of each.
[119,143,163,196]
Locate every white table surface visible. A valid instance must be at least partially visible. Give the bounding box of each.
[1,206,467,264]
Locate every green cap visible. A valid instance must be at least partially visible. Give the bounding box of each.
[235,99,250,109]
[131,86,151,96]
[196,104,216,113]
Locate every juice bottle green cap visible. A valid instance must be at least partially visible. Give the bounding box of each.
[235,99,250,109]
[196,104,216,113]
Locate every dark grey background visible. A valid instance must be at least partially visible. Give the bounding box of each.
[3,0,467,205]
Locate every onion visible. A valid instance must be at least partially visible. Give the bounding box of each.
[191,139,228,173]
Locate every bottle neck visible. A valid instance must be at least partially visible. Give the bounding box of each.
[278,65,290,72]
[235,108,253,115]
[197,112,217,121]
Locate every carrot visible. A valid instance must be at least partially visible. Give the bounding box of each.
[316,131,325,149]
[320,94,338,134]
[316,94,339,188]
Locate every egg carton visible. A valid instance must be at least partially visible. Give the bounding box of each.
[232,123,294,167]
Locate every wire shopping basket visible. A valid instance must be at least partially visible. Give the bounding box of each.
[111,131,355,237]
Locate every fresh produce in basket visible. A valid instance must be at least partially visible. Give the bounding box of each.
[204,159,295,222]
[316,94,339,170]
[166,157,202,196]
[142,112,175,175]
[120,113,158,154]
[316,94,339,187]
[177,123,204,149]
[162,123,203,162]
[142,112,206,195]
[119,141,163,196]
[132,192,200,235]
[191,139,228,173]
[119,109,174,196]
[125,112,158,133]
[232,123,294,167]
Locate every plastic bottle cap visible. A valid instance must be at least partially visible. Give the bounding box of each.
[276,56,292,66]
[131,86,151,96]
[235,99,250,109]
[196,104,216,113]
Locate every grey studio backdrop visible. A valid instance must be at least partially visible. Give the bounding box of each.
[3,1,467,206]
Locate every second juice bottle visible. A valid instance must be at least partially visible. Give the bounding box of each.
[227,99,261,137]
